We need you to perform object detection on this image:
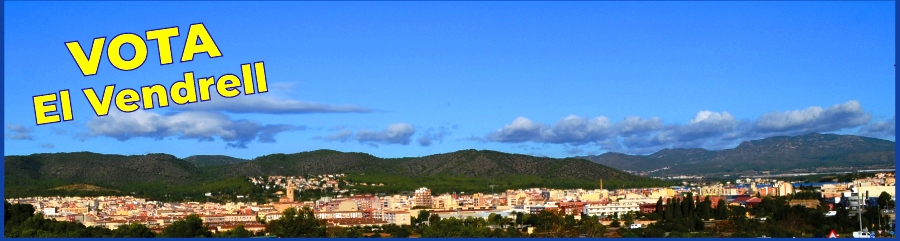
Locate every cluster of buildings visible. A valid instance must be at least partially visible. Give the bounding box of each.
[7,173,894,233]
[249,174,362,193]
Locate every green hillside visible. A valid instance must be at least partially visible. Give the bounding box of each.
[5,149,668,201]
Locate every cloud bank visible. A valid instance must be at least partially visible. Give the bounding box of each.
[321,123,416,147]
[859,116,895,138]
[487,100,885,154]
[85,110,303,148]
[176,94,372,114]
[322,123,456,147]
[5,123,34,140]
[418,126,452,147]
[357,123,416,146]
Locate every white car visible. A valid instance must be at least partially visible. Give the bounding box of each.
[629,224,642,229]
[825,211,837,217]
[852,231,873,238]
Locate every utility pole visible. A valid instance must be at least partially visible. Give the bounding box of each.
[858,192,863,233]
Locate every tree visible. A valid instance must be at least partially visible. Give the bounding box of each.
[504,225,523,237]
[367,230,383,238]
[328,227,363,238]
[715,199,728,220]
[877,192,893,209]
[578,215,606,237]
[610,219,621,228]
[415,210,431,226]
[623,211,636,226]
[4,201,11,224]
[216,225,254,238]
[159,214,211,238]
[429,213,441,225]
[111,223,155,238]
[683,193,694,218]
[655,197,664,217]
[6,202,36,227]
[390,227,411,238]
[698,196,713,220]
[673,198,683,220]
[265,207,326,237]
[664,200,674,221]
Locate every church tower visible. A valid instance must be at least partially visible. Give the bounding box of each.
[285,181,295,203]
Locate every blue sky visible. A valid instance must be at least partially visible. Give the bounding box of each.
[3,1,895,159]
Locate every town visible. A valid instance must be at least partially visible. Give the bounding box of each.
[6,172,896,238]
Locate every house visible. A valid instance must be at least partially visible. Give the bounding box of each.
[729,196,762,208]
[639,203,657,214]
[381,211,411,226]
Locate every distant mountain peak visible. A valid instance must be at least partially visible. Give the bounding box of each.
[578,133,894,177]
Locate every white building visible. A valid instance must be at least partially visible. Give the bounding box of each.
[583,202,640,218]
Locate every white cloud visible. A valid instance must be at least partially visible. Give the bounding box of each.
[176,94,372,114]
[859,116,895,139]
[418,126,452,147]
[754,100,870,135]
[85,110,303,148]
[5,123,34,140]
[356,123,416,146]
[487,116,614,144]
[322,123,418,147]
[487,117,545,143]
[325,129,353,142]
[616,116,663,136]
[484,100,884,154]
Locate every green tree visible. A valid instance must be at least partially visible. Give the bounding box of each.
[673,198,683,220]
[504,225,523,237]
[415,210,431,226]
[623,211,636,226]
[216,224,254,238]
[683,193,694,218]
[328,227,363,238]
[428,213,441,225]
[265,207,326,237]
[877,191,893,209]
[367,230,383,238]
[610,219,621,228]
[159,214,211,238]
[5,202,36,228]
[111,222,155,238]
[655,197,664,217]
[698,196,713,220]
[664,199,674,221]
[389,227,411,238]
[578,215,606,237]
[715,199,728,220]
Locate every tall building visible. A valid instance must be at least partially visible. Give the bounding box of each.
[280,181,295,203]
[414,187,433,208]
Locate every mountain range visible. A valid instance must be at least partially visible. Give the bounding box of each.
[577,133,895,177]
[4,149,659,199]
[4,133,894,199]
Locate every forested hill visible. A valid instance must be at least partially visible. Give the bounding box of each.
[5,149,668,199]
[183,155,250,167]
[215,149,641,182]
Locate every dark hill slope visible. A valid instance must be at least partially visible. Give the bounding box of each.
[184,155,250,167]
[7,149,665,198]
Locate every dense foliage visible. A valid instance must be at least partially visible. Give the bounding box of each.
[5,150,670,201]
